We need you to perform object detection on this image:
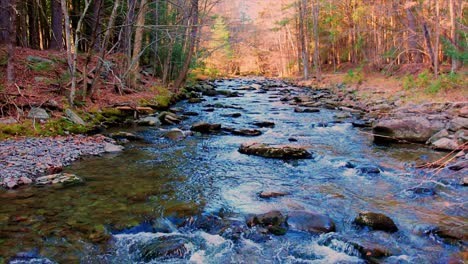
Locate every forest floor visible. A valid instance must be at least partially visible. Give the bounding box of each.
[0,48,166,118]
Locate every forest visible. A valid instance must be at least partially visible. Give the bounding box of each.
[0,0,466,117]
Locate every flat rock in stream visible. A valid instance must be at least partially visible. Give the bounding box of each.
[239,143,312,159]
[294,107,320,113]
[287,210,336,234]
[258,191,289,199]
[252,121,275,128]
[190,122,222,134]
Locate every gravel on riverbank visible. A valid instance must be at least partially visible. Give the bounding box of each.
[0,135,120,189]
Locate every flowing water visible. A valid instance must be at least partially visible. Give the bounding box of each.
[1,78,466,263]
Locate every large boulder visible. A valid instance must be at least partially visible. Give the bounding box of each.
[65,109,85,125]
[239,142,312,159]
[28,107,49,120]
[354,212,398,232]
[287,210,335,234]
[373,116,445,143]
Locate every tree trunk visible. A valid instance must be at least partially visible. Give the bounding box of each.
[406,6,421,63]
[0,0,8,43]
[298,0,309,79]
[173,0,199,91]
[449,0,457,72]
[128,0,148,88]
[61,0,75,106]
[50,0,63,50]
[423,22,435,69]
[92,0,103,50]
[434,0,440,76]
[7,0,17,83]
[28,0,40,49]
[312,0,320,81]
[88,0,121,98]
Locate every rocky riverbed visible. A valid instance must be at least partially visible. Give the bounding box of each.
[0,135,123,188]
[0,77,466,263]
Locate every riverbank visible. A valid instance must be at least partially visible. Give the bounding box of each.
[0,135,124,188]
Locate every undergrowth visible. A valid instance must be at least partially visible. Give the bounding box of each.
[402,70,466,94]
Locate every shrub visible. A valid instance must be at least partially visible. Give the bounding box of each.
[402,75,415,90]
[344,66,365,84]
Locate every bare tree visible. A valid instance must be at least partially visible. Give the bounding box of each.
[61,0,92,106]
[174,0,199,90]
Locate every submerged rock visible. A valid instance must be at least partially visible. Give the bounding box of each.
[239,142,312,159]
[354,212,398,232]
[407,187,436,196]
[287,210,335,234]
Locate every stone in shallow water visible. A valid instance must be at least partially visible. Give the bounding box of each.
[246,210,288,236]
[35,173,84,187]
[231,129,262,137]
[190,122,221,134]
[239,142,312,159]
[137,235,191,261]
[104,143,124,153]
[252,121,275,128]
[356,165,381,174]
[294,107,320,113]
[354,212,398,232]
